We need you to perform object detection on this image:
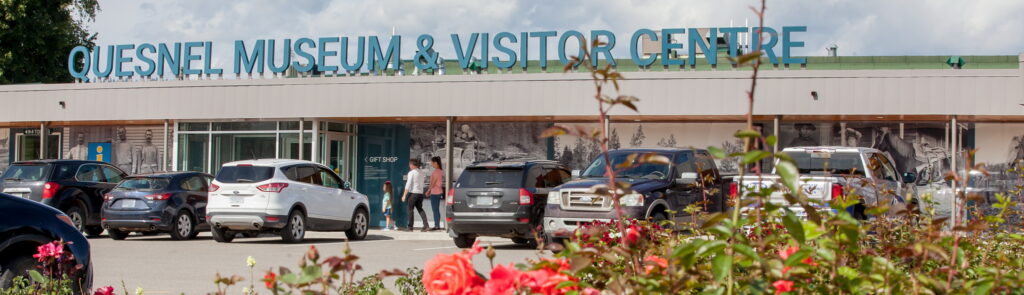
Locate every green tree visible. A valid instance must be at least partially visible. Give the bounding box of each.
[0,0,99,84]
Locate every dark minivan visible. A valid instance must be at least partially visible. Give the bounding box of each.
[101,172,214,240]
[0,193,92,290]
[0,160,128,237]
[446,160,572,249]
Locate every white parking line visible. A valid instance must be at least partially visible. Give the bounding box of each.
[413,246,457,251]
[281,239,392,248]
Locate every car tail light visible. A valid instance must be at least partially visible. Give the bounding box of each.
[446,188,455,205]
[257,183,289,193]
[209,183,220,192]
[446,217,453,223]
[518,218,530,223]
[266,216,280,222]
[103,193,115,201]
[57,215,74,227]
[42,182,60,199]
[729,182,738,198]
[518,188,533,205]
[145,193,171,201]
[831,183,843,200]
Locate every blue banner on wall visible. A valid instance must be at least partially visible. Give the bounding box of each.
[87,143,111,162]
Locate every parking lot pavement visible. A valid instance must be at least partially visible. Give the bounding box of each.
[88,230,545,295]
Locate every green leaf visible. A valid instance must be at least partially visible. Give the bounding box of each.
[782,210,805,243]
[278,273,298,285]
[971,279,994,295]
[775,161,800,193]
[802,220,826,241]
[734,129,761,138]
[734,244,760,261]
[712,254,732,281]
[765,135,777,147]
[555,280,579,289]
[837,266,859,280]
[28,270,46,284]
[700,212,729,229]
[707,146,726,159]
[298,265,321,284]
[741,150,769,165]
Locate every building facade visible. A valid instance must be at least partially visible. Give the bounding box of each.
[2,54,1022,227]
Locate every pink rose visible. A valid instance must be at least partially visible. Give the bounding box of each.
[773,280,794,294]
[482,264,520,295]
[423,241,484,295]
[582,287,601,295]
[643,255,668,275]
[92,286,115,295]
[33,241,64,262]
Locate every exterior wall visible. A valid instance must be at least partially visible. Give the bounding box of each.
[60,125,170,174]
[0,69,1020,122]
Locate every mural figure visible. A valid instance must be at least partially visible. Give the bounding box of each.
[113,127,133,173]
[66,132,88,160]
[136,129,160,173]
[787,123,819,147]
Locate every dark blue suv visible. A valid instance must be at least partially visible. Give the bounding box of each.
[101,172,213,240]
[0,193,92,290]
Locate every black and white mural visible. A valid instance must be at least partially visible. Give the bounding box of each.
[779,122,954,184]
[408,122,550,178]
[553,123,748,174]
[61,126,169,174]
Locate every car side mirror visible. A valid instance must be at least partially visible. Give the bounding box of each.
[571,170,581,179]
[901,172,916,184]
[677,172,699,185]
[342,181,352,190]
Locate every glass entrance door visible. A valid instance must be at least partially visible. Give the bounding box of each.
[323,133,348,181]
[15,132,60,161]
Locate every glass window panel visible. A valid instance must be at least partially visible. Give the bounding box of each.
[177,134,209,173]
[279,133,312,161]
[211,122,277,131]
[279,121,314,131]
[211,133,276,170]
[178,122,210,131]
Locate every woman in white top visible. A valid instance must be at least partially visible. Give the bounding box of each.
[401,159,430,231]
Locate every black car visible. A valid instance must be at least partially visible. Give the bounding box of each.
[101,172,213,240]
[446,160,572,249]
[0,160,128,237]
[0,193,92,290]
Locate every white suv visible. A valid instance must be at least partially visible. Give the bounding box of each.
[206,159,370,243]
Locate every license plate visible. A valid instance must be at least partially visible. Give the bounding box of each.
[230,197,245,204]
[122,199,137,208]
[475,197,492,205]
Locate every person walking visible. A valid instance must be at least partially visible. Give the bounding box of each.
[401,159,430,232]
[382,181,395,231]
[428,156,445,231]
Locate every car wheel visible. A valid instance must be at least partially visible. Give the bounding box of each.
[0,255,40,289]
[108,228,129,240]
[651,211,669,225]
[345,208,369,241]
[170,211,196,240]
[64,206,86,233]
[281,210,306,243]
[511,237,529,244]
[211,226,235,243]
[453,234,476,249]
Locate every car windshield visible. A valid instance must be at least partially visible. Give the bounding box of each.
[457,168,523,188]
[215,166,276,183]
[116,177,170,191]
[581,152,672,180]
[1,164,49,181]
[783,151,865,176]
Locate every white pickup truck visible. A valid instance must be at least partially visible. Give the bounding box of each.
[732,147,918,219]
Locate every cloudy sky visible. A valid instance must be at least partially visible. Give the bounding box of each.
[84,0,1023,73]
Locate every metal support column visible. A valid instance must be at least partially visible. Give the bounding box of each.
[39,122,46,159]
[163,120,169,171]
[773,116,780,154]
[311,119,319,163]
[445,117,455,228]
[950,116,958,225]
[604,115,611,141]
[899,123,905,139]
[298,120,304,160]
[840,122,847,146]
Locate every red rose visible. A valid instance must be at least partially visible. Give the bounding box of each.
[519,267,577,295]
[772,280,794,294]
[482,264,520,295]
[423,245,484,295]
[643,255,668,275]
[263,272,277,289]
[92,286,115,295]
[625,226,641,245]
[778,246,798,260]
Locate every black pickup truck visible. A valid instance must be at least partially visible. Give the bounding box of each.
[542,148,729,243]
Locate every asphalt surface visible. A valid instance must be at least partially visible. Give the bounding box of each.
[88,230,545,294]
